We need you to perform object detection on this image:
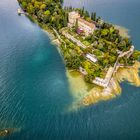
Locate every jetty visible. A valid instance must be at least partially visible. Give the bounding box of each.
[92,45,134,88]
[17,8,25,15]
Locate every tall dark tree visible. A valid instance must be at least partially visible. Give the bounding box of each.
[63,13,68,27]
[91,12,94,20]
[93,12,96,21]
[75,18,78,30]
[60,0,63,4]
[91,12,96,21]
[84,10,90,18]
[82,6,85,17]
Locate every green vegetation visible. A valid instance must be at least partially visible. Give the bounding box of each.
[91,12,96,21]
[18,0,140,83]
[18,0,68,30]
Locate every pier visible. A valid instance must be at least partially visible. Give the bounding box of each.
[17,8,25,15]
[92,45,134,88]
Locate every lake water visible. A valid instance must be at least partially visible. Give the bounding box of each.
[0,0,140,140]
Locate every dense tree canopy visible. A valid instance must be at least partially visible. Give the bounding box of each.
[18,0,68,29]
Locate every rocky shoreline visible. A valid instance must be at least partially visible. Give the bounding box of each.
[67,61,140,111]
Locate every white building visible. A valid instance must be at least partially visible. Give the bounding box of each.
[78,18,96,36]
[79,67,87,75]
[92,67,114,88]
[86,53,98,63]
[68,11,96,36]
[68,11,80,27]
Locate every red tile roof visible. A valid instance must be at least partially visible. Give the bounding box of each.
[78,18,95,29]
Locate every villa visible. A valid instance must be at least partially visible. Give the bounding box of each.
[65,11,135,89]
[78,18,96,36]
[68,11,96,36]
[68,11,80,27]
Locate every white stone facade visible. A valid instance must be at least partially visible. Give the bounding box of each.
[68,11,80,27]
[78,18,96,36]
[68,11,96,36]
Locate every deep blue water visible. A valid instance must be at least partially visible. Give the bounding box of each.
[0,0,140,140]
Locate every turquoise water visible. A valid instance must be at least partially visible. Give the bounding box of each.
[0,0,140,139]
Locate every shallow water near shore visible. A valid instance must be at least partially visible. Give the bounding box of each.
[0,0,140,140]
[67,61,140,110]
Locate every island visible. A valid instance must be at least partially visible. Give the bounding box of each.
[17,0,140,110]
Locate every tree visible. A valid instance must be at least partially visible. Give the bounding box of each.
[45,0,52,5]
[40,4,46,10]
[91,12,94,20]
[109,55,116,64]
[85,74,93,83]
[101,29,109,36]
[84,10,90,18]
[91,12,96,21]
[37,10,43,21]
[21,1,27,9]
[85,17,92,22]
[66,56,81,69]
[93,12,96,21]
[43,14,50,23]
[63,13,68,27]
[44,10,50,15]
[75,18,78,31]
[132,51,140,60]
[27,3,35,14]
[60,0,63,4]
[34,2,40,13]
[81,6,85,17]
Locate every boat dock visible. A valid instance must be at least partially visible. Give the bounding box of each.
[17,8,25,15]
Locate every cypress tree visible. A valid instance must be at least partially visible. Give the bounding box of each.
[75,19,78,31]
[91,12,96,21]
[91,12,94,20]
[84,10,90,18]
[60,0,63,4]
[82,6,85,17]
[93,12,96,21]
[63,13,68,27]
